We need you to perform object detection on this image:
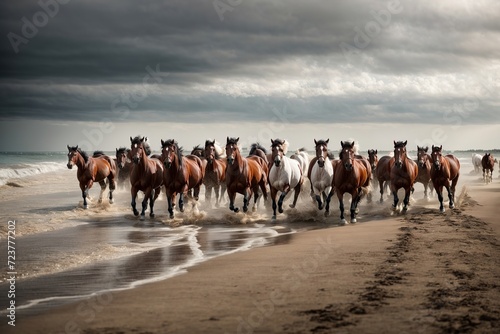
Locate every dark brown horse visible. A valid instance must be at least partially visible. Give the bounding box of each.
[115,147,133,188]
[415,146,434,198]
[190,145,204,159]
[67,146,116,209]
[225,137,268,213]
[329,141,371,224]
[481,153,495,184]
[129,136,164,219]
[389,140,418,212]
[161,139,205,219]
[249,143,271,169]
[374,155,392,202]
[203,139,227,207]
[429,145,460,212]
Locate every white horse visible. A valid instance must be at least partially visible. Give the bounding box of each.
[472,153,482,173]
[309,139,334,215]
[290,147,310,175]
[269,139,303,219]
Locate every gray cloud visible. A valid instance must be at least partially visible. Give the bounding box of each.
[1,0,499,124]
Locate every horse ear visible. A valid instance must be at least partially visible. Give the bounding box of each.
[314,139,318,145]
[116,148,118,152]
[439,145,442,150]
[130,136,133,142]
[67,145,71,151]
[271,139,274,145]
[375,149,377,154]
[75,145,78,150]
[161,139,164,146]
[227,136,229,144]
[404,140,407,146]
[145,137,148,142]
[424,147,428,152]
[340,141,344,147]
[236,137,239,143]
[326,139,329,144]
[432,145,435,151]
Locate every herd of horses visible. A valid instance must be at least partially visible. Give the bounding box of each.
[66,137,496,223]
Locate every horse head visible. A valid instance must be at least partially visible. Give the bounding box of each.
[367,149,378,172]
[66,145,79,169]
[314,139,329,168]
[416,146,429,168]
[204,139,217,162]
[431,145,443,171]
[225,137,240,165]
[271,138,286,167]
[115,147,130,169]
[340,141,356,171]
[393,140,408,169]
[161,139,179,169]
[130,136,148,164]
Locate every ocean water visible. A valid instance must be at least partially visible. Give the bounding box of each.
[0,148,495,318]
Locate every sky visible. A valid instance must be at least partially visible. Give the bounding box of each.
[0,0,499,152]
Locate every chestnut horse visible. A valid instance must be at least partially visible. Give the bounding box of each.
[374,155,392,202]
[161,139,205,219]
[67,146,116,209]
[308,139,334,214]
[330,141,371,224]
[269,139,303,220]
[249,143,271,168]
[415,146,434,199]
[203,139,227,207]
[390,140,418,212]
[481,153,495,184]
[115,147,133,188]
[225,137,268,213]
[129,136,164,219]
[429,145,460,213]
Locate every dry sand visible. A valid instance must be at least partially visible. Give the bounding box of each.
[3,174,500,334]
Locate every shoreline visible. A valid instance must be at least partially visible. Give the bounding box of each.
[3,175,500,333]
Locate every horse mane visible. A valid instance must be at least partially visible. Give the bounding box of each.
[192,144,203,153]
[250,142,267,155]
[92,150,105,157]
[315,139,329,147]
[394,141,407,149]
[271,139,289,154]
[116,147,130,154]
[131,135,152,155]
[68,147,89,163]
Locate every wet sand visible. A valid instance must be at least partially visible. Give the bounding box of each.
[3,171,499,333]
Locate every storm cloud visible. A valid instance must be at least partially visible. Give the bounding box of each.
[1,0,499,124]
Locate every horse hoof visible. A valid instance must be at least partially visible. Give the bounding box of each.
[355,208,359,214]
[272,215,276,221]
[449,204,455,209]
[133,210,139,216]
[402,206,408,212]
[278,207,283,214]
[440,207,445,213]
[289,204,295,209]
[351,218,357,223]
[140,215,145,221]
[234,207,239,213]
[83,204,88,209]
[340,219,347,225]
[98,199,102,204]
[243,207,248,213]
[324,211,330,217]
[150,213,155,218]
[109,199,114,204]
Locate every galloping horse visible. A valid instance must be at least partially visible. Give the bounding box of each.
[269,139,303,219]
[374,155,392,202]
[429,145,460,212]
[415,146,434,199]
[249,143,271,168]
[308,139,334,213]
[389,141,418,212]
[472,153,483,173]
[290,147,310,176]
[203,139,227,207]
[225,137,268,213]
[161,139,205,219]
[129,136,164,219]
[67,146,116,209]
[481,153,495,184]
[115,147,133,188]
[367,149,378,174]
[330,141,371,224]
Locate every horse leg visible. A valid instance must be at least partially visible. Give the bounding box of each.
[228,190,238,213]
[166,193,175,219]
[205,185,212,205]
[271,187,278,220]
[179,192,185,212]
[108,177,115,204]
[290,183,301,209]
[350,190,359,223]
[391,187,399,211]
[325,188,334,217]
[315,193,324,210]
[80,184,88,209]
[140,189,150,221]
[150,188,159,218]
[214,185,220,207]
[98,180,106,204]
[337,192,346,225]
[436,185,445,213]
[131,187,139,216]
[378,180,385,203]
[403,187,411,212]
[278,185,290,214]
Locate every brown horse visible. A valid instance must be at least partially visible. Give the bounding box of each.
[429,145,460,213]
[115,147,133,188]
[203,139,227,207]
[481,153,495,184]
[225,137,268,213]
[374,155,392,202]
[249,143,271,169]
[329,141,371,224]
[190,145,204,159]
[129,136,164,220]
[160,139,205,219]
[389,140,418,212]
[67,146,116,209]
[415,146,434,198]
